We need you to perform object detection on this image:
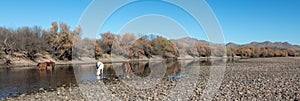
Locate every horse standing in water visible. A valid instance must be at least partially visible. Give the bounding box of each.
[46,61,55,70]
[37,61,55,70]
[37,62,48,70]
[96,62,104,76]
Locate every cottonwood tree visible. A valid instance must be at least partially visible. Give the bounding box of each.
[129,36,153,59]
[43,22,81,60]
[288,48,296,57]
[112,33,136,58]
[99,32,118,54]
[151,36,179,58]
[94,40,102,59]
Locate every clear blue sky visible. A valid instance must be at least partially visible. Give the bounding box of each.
[0,0,299,45]
[0,0,91,29]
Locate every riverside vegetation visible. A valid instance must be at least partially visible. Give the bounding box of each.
[0,22,299,65]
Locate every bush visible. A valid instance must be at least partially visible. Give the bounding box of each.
[288,48,296,57]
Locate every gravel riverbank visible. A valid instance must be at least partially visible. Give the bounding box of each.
[3,86,84,101]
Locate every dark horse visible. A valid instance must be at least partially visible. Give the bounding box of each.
[37,61,55,70]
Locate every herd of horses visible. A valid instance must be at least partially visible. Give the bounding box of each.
[37,61,55,70]
[37,61,134,76]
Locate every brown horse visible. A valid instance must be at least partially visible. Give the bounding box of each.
[46,61,55,70]
[37,62,48,70]
[37,61,55,70]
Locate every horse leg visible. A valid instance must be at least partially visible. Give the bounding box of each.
[53,64,55,70]
[101,68,104,77]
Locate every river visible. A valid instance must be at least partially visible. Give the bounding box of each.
[0,59,216,99]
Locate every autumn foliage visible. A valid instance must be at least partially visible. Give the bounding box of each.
[101,33,179,59]
[0,22,81,61]
[0,22,299,62]
[227,46,297,58]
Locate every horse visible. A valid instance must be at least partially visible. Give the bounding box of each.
[96,62,104,76]
[37,61,55,70]
[37,62,48,70]
[46,61,55,70]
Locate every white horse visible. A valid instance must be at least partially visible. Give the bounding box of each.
[96,62,104,76]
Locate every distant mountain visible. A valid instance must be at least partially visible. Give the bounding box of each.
[226,42,241,48]
[173,37,300,51]
[172,37,209,45]
[246,41,299,49]
[226,41,300,51]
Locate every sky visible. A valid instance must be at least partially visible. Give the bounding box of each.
[0,0,299,45]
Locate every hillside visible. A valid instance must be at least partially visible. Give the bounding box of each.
[226,41,300,50]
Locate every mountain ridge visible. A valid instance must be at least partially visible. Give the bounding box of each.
[172,37,300,50]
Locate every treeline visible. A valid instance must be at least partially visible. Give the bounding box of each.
[94,33,179,59]
[186,44,226,57]
[95,34,227,59]
[0,22,299,63]
[228,46,297,58]
[0,22,81,62]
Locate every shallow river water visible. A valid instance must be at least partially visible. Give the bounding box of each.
[0,60,216,99]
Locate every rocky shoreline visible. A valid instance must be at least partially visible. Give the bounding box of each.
[2,57,300,100]
[3,86,84,101]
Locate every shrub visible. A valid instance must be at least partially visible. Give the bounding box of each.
[288,48,296,57]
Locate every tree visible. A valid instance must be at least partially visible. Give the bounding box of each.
[288,48,296,57]
[100,32,118,54]
[151,36,179,58]
[259,47,268,57]
[230,47,237,57]
[195,44,206,57]
[212,46,226,57]
[43,22,81,60]
[112,33,136,58]
[129,36,153,59]
[237,46,254,58]
[94,40,102,60]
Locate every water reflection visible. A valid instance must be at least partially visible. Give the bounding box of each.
[0,65,76,99]
[1,59,215,99]
[74,60,213,83]
[74,59,215,100]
